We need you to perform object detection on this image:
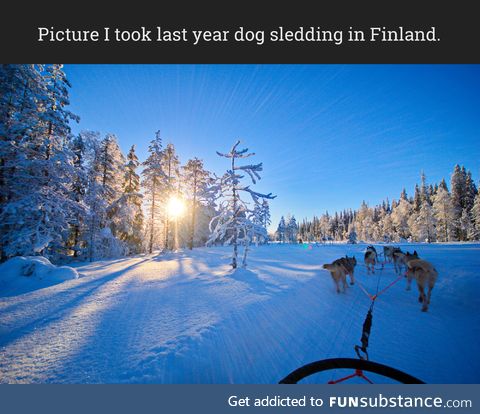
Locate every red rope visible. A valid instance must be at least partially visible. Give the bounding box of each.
[356,279,375,301]
[356,271,405,302]
[328,369,374,384]
[371,274,404,301]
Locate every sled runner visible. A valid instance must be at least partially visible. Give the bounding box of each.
[279,357,424,384]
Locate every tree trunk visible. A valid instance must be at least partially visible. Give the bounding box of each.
[189,171,197,250]
[149,179,156,254]
[231,155,237,269]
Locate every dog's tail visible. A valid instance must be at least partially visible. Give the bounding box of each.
[322,263,334,270]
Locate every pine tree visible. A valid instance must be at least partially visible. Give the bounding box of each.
[162,143,180,249]
[439,178,448,192]
[472,191,480,240]
[432,186,455,242]
[1,65,46,259]
[287,215,298,243]
[111,145,144,254]
[67,132,90,257]
[276,216,286,242]
[413,184,422,212]
[142,131,166,254]
[84,136,108,261]
[409,202,436,242]
[450,164,466,240]
[208,141,275,268]
[182,158,213,249]
[0,64,79,260]
[260,200,271,236]
[464,171,477,212]
[99,134,125,206]
[391,198,412,241]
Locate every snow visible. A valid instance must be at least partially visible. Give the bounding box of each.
[0,243,479,384]
[0,256,79,297]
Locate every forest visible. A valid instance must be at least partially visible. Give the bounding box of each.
[0,64,273,265]
[277,167,480,244]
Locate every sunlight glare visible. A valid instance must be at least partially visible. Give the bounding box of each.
[167,196,186,218]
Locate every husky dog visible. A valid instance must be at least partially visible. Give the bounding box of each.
[406,258,438,312]
[383,246,401,263]
[404,251,420,290]
[364,245,377,274]
[322,261,348,293]
[393,250,419,275]
[333,255,357,285]
[392,249,405,274]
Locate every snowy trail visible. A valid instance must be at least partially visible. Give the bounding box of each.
[1,244,479,383]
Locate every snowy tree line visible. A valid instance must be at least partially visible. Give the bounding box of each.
[293,168,479,243]
[274,214,299,243]
[0,64,273,263]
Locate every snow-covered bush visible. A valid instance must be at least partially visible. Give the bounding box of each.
[0,256,79,296]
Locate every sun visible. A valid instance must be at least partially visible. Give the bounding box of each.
[167,196,186,218]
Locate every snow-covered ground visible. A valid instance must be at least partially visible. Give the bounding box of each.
[0,256,79,297]
[1,244,479,384]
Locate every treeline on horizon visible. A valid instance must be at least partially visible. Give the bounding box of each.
[282,167,480,244]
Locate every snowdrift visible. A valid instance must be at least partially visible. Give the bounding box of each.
[0,256,79,297]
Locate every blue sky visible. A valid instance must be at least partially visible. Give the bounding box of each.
[65,64,480,228]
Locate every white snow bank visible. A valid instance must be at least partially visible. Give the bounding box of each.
[0,256,79,297]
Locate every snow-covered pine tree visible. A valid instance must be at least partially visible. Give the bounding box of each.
[84,135,108,261]
[207,141,275,269]
[1,65,46,260]
[450,165,466,240]
[464,171,477,212]
[413,184,422,212]
[276,216,286,242]
[250,201,269,245]
[420,171,431,205]
[439,178,448,192]
[380,209,395,242]
[432,186,455,242]
[409,201,436,242]
[390,198,412,241]
[347,223,357,244]
[182,157,214,250]
[67,132,90,257]
[287,215,298,243]
[111,145,144,254]
[408,172,436,242]
[458,208,474,242]
[83,132,126,260]
[260,199,271,239]
[472,190,480,240]
[355,201,375,242]
[0,64,79,260]
[99,134,125,206]
[463,171,478,241]
[142,131,166,254]
[161,143,180,250]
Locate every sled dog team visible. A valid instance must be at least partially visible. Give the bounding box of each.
[322,245,438,312]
